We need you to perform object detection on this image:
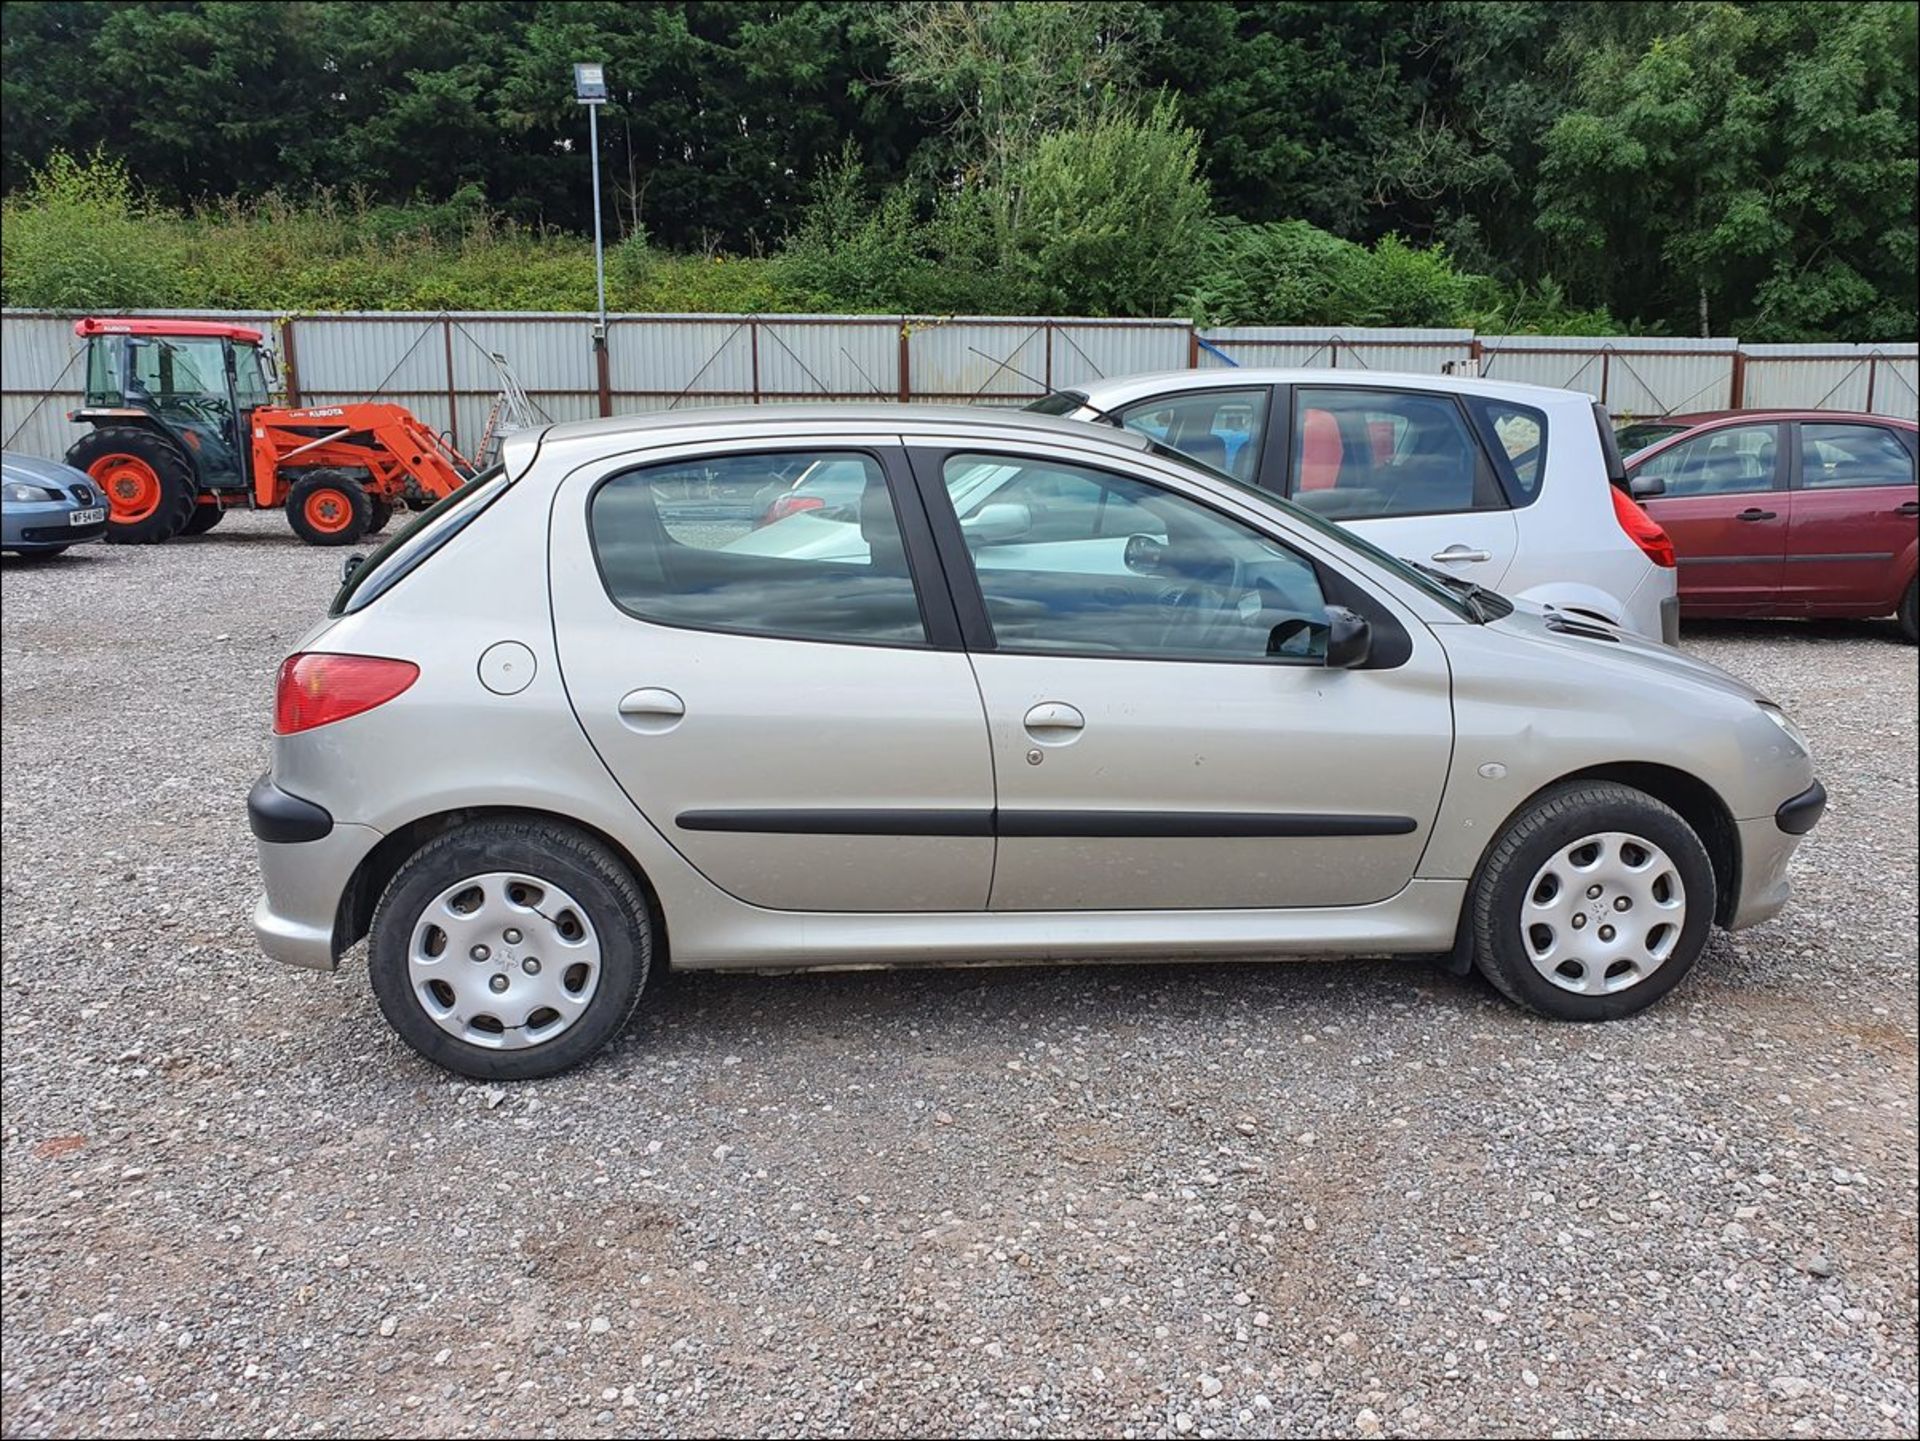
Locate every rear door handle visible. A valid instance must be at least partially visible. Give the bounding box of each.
[1895,500,1919,516]
[1022,701,1084,737]
[1430,545,1493,564]
[1736,508,1778,521]
[617,688,685,732]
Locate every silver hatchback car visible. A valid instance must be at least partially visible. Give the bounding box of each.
[251,406,1824,1079]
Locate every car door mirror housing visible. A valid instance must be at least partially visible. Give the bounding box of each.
[341,552,368,586]
[961,501,1033,545]
[1629,474,1666,500]
[1324,606,1372,668]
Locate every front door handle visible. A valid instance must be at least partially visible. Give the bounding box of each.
[1736,507,1778,521]
[1430,545,1493,564]
[1022,701,1084,737]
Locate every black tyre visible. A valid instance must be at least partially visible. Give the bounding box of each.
[179,503,226,536]
[286,471,373,546]
[65,427,196,544]
[368,820,653,1080]
[366,497,395,535]
[1469,781,1715,1021]
[1900,578,1917,644]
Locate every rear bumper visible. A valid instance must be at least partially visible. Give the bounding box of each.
[1659,594,1681,647]
[253,818,384,970]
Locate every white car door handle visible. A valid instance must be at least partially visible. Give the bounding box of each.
[619,688,685,719]
[1430,545,1493,564]
[1023,701,1084,734]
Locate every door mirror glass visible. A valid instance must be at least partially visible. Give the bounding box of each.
[1628,473,1666,499]
[961,501,1034,545]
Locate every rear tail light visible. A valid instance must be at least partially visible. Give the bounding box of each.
[1610,485,1676,568]
[756,493,825,527]
[275,652,419,734]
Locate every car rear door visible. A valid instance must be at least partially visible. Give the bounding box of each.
[1632,422,1788,613]
[1782,420,1919,615]
[547,438,996,912]
[1280,385,1521,591]
[906,436,1453,913]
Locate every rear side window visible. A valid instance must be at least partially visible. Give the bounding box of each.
[1024,390,1090,417]
[1799,423,1915,489]
[1470,398,1548,500]
[1287,387,1505,519]
[589,450,926,646]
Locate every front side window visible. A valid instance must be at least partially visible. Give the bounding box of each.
[1799,423,1914,490]
[590,451,926,646]
[1635,424,1779,497]
[1288,387,1502,519]
[940,452,1329,661]
[128,336,228,406]
[1115,388,1270,484]
[232,344,272,409]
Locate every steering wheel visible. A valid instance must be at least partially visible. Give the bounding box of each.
[1155,577,1239,651]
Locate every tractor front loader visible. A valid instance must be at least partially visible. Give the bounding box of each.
[65,318,488,547]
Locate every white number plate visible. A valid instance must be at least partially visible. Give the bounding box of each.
[70,508,106,526]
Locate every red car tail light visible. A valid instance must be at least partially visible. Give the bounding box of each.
[1610,486,1677,568]
[757,493,826,527]
[275,653,419,735]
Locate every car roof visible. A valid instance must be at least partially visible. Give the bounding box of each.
[517,402,1158,469]
[1634,409,1916,429]
[1066,367,1592,410]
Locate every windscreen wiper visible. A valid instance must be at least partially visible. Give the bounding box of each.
[1407,559,1503,623]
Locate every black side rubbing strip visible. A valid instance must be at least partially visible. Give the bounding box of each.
[674,809,1416,839]
[248,774,334,843]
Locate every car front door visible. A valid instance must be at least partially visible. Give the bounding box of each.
[1632,423,1788,613]
[548,440,995,912]
[1281,385,1521,591]
[909,440,1454,912]
[1782,421,1919,615]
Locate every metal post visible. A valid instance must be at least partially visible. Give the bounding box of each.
[589,103,607,341]
[1866,354,1878,414]
[442,317,459,449]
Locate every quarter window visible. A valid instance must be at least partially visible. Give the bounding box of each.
[940,453,1330,662]
[1289,388,1504,518]
[1116,388,1270,483]
[589,451,926,645]
[1472,399,1548,499]
[1635,424,1778,497]
[1799,423,1914,490]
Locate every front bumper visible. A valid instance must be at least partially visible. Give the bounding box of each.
[1725,780,1826,931]
[2,501,107,549]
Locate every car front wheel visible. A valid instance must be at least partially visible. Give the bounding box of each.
[368,820,653,1079]
[1469,782,1715,1021]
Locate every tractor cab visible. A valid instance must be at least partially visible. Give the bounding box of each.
[74,318,277,491]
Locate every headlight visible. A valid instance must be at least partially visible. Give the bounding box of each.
[1758,702,1809,756]
[3,482,61,503]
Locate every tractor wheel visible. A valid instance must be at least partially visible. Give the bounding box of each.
[367,498,395,535]
[287,472,373,547]
[65,427,196,544]
[179,503,226,536]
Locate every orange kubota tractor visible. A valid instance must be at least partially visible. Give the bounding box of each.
[65,317,489,546]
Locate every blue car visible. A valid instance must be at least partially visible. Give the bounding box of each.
[2,451,109,555]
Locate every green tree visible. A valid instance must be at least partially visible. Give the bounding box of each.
[1536,1,1918,339]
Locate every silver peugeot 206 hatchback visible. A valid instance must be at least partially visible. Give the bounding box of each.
[250,406,1824,1079]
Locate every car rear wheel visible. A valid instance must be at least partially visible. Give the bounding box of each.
[368,820,653,1079]
[1900,578,1916,644]
[1469,782,1714,1021]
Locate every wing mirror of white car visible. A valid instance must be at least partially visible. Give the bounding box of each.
[961,501,1034,545]
[1628,473,1666,500]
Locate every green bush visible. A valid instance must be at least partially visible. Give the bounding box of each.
[1,151,188,310]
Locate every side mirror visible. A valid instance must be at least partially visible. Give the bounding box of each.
[1324,606,1372,668]
[341,552,368,585]
[961,501,1033,545]
[1629,473,1666,500]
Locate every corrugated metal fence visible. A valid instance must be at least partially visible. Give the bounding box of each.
[3,308,1914,460]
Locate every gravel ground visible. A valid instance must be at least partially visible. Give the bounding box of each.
[3,511,1916,1440]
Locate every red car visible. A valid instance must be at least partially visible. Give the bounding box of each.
[1622,411,1919,641]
